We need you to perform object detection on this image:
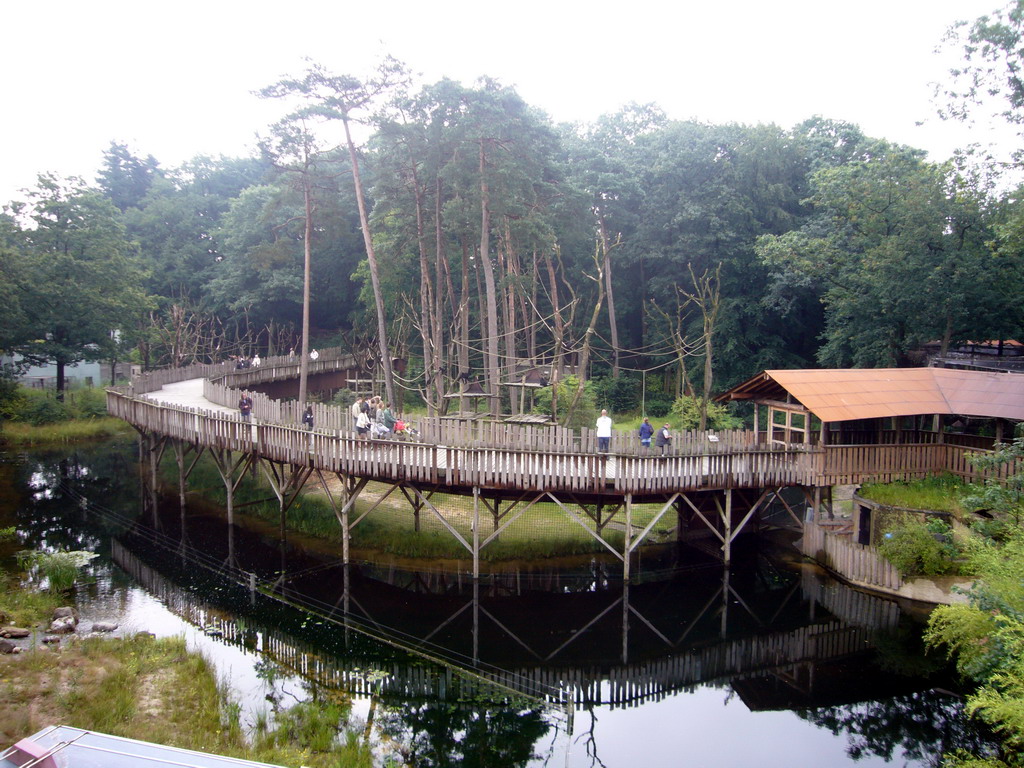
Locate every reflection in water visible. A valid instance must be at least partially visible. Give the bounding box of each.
[1,438,1001,767]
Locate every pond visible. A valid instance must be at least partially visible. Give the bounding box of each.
[0,437,997,767]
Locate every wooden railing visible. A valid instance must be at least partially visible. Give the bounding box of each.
[106,388,821,495]
[801,521,903,592]
[112,359,1019,495]
[822,442,1020,485]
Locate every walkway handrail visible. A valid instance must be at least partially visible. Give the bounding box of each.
[110,358,1017,492]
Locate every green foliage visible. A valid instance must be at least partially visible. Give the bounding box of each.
[533,375,598,430]
[927,529,1024,766]
[860,474,967,513]
[964,437,1024,525]
[16,549,99,592]
[669,395,743,430]
[592,374,642,414]
[0,365,24,421]
[17,389,72,426]
[878,518,959,577]
[643,393,674,418]
[331,388,355,409]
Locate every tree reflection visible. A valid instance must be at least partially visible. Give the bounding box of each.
[375,699,551,768]
[798,689,1000,765]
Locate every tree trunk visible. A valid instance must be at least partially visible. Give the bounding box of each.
[298,177,312,408]
[343,115,396,406]
[598,217,620,377]
[478,140,501,415]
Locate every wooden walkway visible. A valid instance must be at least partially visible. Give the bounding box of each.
[111,362,1010,499]
[110,360,823,500]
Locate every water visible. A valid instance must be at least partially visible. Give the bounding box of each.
[0,437,997,767]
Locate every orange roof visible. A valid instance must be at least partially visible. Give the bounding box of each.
[721,368,1024,423]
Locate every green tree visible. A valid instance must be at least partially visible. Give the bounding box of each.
[5,174,150,397]
[97,140,162,212]
[757,144,1000,366]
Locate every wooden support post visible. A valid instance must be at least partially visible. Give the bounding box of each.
[174,440,187,518]
[622,580,630,665]
[623,494,632,582]
[720,567,730,639]
[722,489,732,565]
[473,486,481,580]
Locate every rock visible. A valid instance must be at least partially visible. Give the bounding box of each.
[0,627,31,638]
[48,617,77,634]
[41,635,62,644]
[0,638,19,654]
[90,622,118,633]
[52,607,79,624]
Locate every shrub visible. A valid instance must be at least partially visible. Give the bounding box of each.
[533,375,598,430]
[643,393,674,419]
[878,518,959,577]
[331,389,355,409]
[592,374,642,415]
[670,395,743,430]
[15,390,72,426]
[66,387,108,419]
[0,366,23,422]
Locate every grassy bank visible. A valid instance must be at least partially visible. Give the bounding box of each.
[0,416,133,447]
[859,474,967,513]
[0,574,374,768]
[161,451,677,562]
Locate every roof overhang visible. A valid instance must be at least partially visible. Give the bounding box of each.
[719,368,1024,423]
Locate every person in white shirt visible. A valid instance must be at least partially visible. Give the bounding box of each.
[596,409,613,452]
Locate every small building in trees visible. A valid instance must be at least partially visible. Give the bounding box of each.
[719,367,1024,449]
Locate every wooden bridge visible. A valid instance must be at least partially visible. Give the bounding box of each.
[107,351,1015,577]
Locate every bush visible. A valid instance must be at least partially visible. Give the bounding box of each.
[592,374,642,415]
[16,390,72,426]
[878,518,959,577]
[331,389,355,409]
[533,375,598,430]
[0,367,24,421]
[66,387,108,419]
[670,395,743,430]
[643,394,674,419]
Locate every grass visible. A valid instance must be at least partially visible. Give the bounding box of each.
[0,417,133,447]
[0,633,374,767]
[0,572,66,627]
[165,451,676,561]
[859,474,967,514]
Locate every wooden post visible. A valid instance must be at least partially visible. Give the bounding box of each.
[722,489,732,565]
[622,580,630,665]
[623,493,632,581]
[472,486,480,580]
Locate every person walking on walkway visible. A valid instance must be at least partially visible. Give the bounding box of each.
[639,417,654,452]
[596,409,613,452]
[238,391,253,422]
[350,396,363,431]
[355,408,371,439]
[655,423,672,455]
[302,405,314,431]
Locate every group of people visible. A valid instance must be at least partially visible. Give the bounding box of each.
[596,410,672,454]
[232,354,261,369]
[351,395,398,439]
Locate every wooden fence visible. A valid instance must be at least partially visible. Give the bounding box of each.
[112,358,1021,495]
[801,521,903,592]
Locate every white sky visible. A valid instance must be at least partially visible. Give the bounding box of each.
[2,0,1015,204]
